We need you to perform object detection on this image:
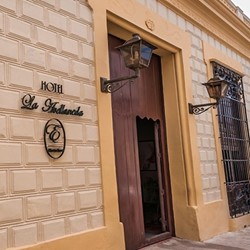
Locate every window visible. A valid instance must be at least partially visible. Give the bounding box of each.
[213,61,250,217]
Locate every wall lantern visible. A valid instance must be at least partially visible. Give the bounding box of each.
[188,74,230,115]
[100,34,156,93]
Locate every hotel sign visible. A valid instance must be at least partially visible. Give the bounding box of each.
[41,81,63,94]
[44,118,66,159]
[21,81,84,159]
[21,94,84,116]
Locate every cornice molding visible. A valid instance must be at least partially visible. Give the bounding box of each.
[203,0,250,37]
[159,0,250,60]
[219,0,250,28]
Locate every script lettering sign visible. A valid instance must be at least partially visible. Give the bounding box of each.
[21,94,84,117]
[21,94,39,110]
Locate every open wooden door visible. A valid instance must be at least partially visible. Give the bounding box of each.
[109,34,174,249]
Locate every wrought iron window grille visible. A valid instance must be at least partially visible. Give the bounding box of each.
[213,61,250,218]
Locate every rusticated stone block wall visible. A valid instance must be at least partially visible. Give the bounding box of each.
[0,1,103,249]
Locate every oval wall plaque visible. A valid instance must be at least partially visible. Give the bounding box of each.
[44,118,66,159]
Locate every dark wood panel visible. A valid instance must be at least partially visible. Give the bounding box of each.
[109,34,173,250]
[109,35,144,249]
[130,57,164,120]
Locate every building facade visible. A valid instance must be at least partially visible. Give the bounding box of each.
[0,0,250,249]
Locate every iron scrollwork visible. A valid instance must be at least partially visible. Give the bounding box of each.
[226,182,250,218]
[188,102,217,115]
[44,118,66,159]
[212,61,243,101]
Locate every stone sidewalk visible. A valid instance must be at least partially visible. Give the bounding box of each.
[141,227,250,250]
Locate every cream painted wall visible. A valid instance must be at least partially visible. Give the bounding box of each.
[0,0,108,249]
[1,0,250,249]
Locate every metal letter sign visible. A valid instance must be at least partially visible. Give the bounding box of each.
[21,94,39,110]
[44,119,66,159]
[41,81,63,94]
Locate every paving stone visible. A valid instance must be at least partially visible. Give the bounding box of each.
[141,227,250,250]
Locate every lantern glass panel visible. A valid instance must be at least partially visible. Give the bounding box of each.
[220,81,229,97]
[116,34,156,71]
[140,43,153,67]
[118,42,140,70]
[203,81,229,100]
[205,84,221,100]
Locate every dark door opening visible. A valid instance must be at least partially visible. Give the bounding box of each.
[137,117,167,238]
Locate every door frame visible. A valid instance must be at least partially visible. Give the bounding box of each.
[105,16,196,236]
[105,23,179,248]
[90,0,204,243]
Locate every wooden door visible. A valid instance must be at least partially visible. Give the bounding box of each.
[109,35,174,250]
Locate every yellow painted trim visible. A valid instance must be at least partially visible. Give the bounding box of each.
[203,40,243,203]
[194,41,245,241]
[202,40,243,202]
[89,0,204,242]
[161,53,201,240]
[229,214,250,231]
[197,201,229,240]
[15,225,125,250]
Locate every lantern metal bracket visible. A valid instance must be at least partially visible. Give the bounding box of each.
[101,69,140,93]
[188,72,230,115]
[100,33,156,93]
[188,101,218,115]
